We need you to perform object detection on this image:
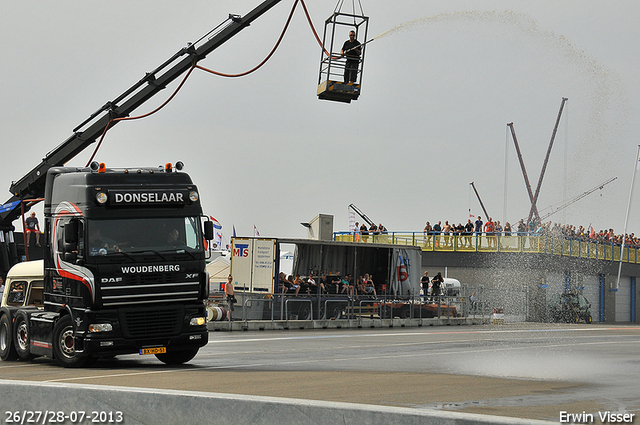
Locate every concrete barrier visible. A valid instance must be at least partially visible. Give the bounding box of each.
[0,380,554,425]
[208,316,490,331]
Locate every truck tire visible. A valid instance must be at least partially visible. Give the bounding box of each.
[14,313,34,360]
[328,306,342,320]
[155,348,198,365]
[297,305,311,320]
[380,305,392,319]
[53,315,92,368]
[0,314,18,361]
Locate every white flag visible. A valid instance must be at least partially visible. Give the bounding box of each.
[254,225,260,237]
[349,207,356,232]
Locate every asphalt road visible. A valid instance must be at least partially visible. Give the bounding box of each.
[2,323,639,422]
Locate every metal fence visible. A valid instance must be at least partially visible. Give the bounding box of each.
[208,290,488,323]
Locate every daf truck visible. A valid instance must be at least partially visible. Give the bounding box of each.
[0,162,214,367]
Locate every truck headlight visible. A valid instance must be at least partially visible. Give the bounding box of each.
[88,323,113,333]
[190,317,206,326]
[95,192,108,204]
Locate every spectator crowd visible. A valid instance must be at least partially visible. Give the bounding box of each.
[421,216,639,248]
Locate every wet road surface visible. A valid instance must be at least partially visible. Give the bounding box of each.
[1,323,638,422]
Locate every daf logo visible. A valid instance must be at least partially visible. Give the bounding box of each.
[186,273,198,279]
[101,277,123,283]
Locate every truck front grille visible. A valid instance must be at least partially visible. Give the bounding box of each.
[120,305,182,339]
[100,272,200,307]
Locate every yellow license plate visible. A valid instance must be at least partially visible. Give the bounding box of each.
[140,347,166,355]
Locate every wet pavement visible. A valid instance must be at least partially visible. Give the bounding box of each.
[1,323,638,422]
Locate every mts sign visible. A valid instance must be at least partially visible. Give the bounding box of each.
[233,243,249,258]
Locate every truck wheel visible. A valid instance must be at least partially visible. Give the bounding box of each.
[53,315,91,368]
[14,313,34,360]
[155,348,198,365]
[0,315,18,361]
[329,306,342,320]
[297,306,311,320]
[380,305,391,319]
[400,307,412,319]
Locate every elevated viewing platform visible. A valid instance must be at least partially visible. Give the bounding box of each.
[333,231,640,265]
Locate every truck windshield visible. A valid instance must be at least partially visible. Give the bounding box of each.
[87,217,202,256]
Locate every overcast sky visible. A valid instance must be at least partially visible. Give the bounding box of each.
[1,0,639,239]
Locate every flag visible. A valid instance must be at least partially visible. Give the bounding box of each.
[214,230,222,248]
[349,207,356,232]
[210,216,222,230]
[232,225,237,238]
[254,225,260,237]
[637,153,640,171]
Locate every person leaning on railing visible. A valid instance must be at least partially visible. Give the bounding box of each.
[423,222,433,247]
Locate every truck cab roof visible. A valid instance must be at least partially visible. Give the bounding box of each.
[7,260,44,279]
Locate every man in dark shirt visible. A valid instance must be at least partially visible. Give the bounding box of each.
[464,219,474,248]
[420,271,430,297]
[474,216,483,235]
[431,272,444,298]
[341,30,361,83]
[25,212,41,247]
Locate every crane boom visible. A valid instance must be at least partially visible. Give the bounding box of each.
[348,203,375,227]
[527,97,568,224]
[1,0,284,230]
[507,122,539,220]
[538,177,617,221]
[469,182,490,220]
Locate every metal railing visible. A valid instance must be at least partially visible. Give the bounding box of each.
[207,285,512,324]
[230,293,471,321]
[333,232,639,264]
[284,298,313,321]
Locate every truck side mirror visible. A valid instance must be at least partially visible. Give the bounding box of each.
[64,219,79,244]
[204,221,214,241]
[64,251,78,263]
[62,219,80,264]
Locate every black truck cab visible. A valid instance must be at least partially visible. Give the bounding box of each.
[10,164,213,367]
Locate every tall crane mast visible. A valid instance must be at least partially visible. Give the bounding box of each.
[507,122,539,221]
[527,97,568,225]
[507,97,568,226]
[1,0,285,231]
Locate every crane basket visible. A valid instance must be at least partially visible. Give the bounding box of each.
[317,6,369,104]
